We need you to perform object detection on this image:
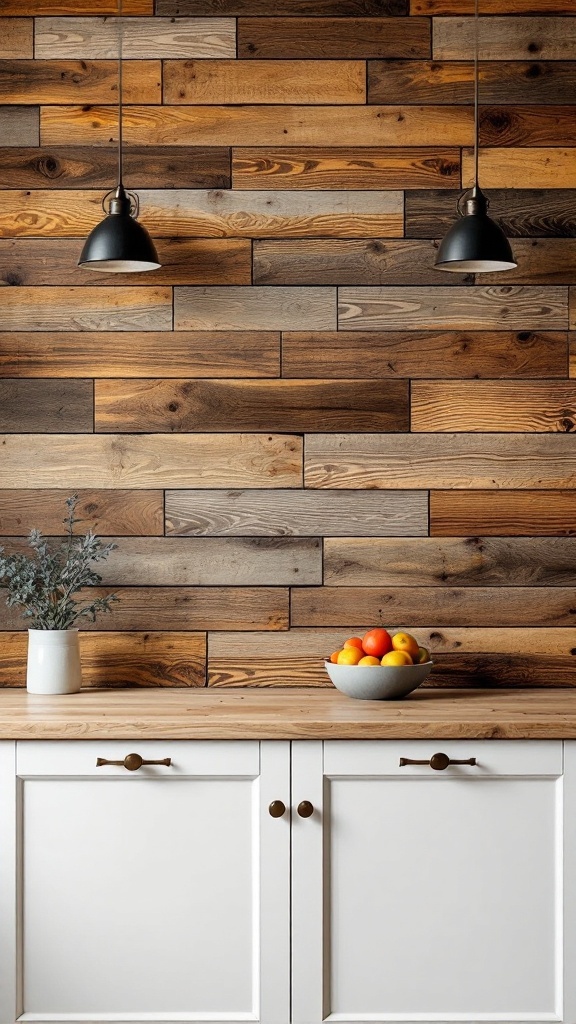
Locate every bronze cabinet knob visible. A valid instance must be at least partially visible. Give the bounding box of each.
[269,800,286,818]
[297,800,314,818]
[96,754,172,771]
[429,752,451,771]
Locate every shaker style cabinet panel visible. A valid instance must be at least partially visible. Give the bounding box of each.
[0,740,291,1024]
[292,739,576,1024]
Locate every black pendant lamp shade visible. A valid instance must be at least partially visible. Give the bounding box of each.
[78,185,160,272]
[434,185,516,273]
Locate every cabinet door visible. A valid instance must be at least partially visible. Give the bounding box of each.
[0,739,290,1024]
[292,739,576,1024]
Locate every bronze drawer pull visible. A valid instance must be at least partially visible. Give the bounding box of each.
[297,800,314,818]
[399,753,477,771]
[96,754,172,771]
[269,800,286,818]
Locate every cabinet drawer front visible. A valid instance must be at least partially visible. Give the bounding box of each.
[324,739,562,777]
[17,739,260,777]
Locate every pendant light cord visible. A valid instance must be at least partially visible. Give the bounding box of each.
[473,0,479,186]
[117,0,123,188]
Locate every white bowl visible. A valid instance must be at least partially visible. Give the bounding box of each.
[324,660,433,700]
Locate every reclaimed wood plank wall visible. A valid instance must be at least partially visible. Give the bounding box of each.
[0,0,575,689]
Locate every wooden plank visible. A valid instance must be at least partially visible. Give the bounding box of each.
[0,108,39,147]
[0,490,164,536]
[0,380,93,433]
[0,189,403,239]
[324,537,576,587]
[422,653,576,688]
[40,105,473,148]
[175,287,337,331]
[479,106,576,147]
[0,146,230,190]
[0,587,290,632]
[158,0,406,13]
[1,0,151,11]
[430,490,576,536]
[433,16,576,61]
[338,286,568,331]
[368,59,576,106]
[0,60,160,104]
[282,330,568,379]
[406,188,576,237]
[412,381,576,432]
[163,59,366,104]
[0,434,303,489]
[0,287,172,331]
[476,239,576,285]
[94,378,409,433]
[0,632,205,688]
[291,586,576,627]
[413,0,576,12]
[232,147,460,190]
[0,20,33,59]
[0,238,251,286]
[95,537,322,586]
[164,489,428,537]
[0,332,280,379]
[238,17,430,58]
[35,17,236,59]
[463,148,576,189]
[568,335,576,377]
[570,289,576,331]
[305,434,576,490]
[253,239,468,285]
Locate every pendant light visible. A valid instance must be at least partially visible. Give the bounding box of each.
[78,0,160,272]
[434,0,516,273]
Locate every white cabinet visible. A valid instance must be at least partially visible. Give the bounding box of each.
[0,740,290,1024]
[1,737,574,1024]
[292,740,576,1024]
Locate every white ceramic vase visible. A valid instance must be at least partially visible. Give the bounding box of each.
[26,629,82,695]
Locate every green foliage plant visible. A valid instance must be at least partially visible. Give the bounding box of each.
[0,495,119,630]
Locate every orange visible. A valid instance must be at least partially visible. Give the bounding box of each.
[343,637,364,651]
[337,647,364,666]
[381,650,413,667]
[358,655,381,666]
[329,650,341,664]
[362,628,392,658]
[391,632,420,659]
[417,646,430,664]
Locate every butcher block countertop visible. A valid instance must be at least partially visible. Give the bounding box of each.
[0,687,576,739]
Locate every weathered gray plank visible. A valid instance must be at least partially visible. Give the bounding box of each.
[0,380,93,433]
[433,16,576,60]
[0,107,39,147]
[175,287,337,331]
[35,16,236,58]
[0,287,172,331]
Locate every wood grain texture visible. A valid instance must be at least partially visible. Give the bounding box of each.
[238,17,430,58]
[463,148,576,189]
[164,489,428,537]
[158,0,407,13]
[412,381,576,433]
[0,331,280,379]
[0,287,172,331]
[406,188,576,238]
[0,188,403,239]
[0,238,251,286]
[40,104,473,148]
[174,286,337,331]
[291,586,576,627]
[35,17,236,59]
[570,289,576,331]
[232,147,460,190]
[0,147,230,190]
[368,59,576,106]
[0,434,303,489]
[163,59,366,104]
[338,286,568,331]
[1,0,151,11]
[0,632,205,688]
[475,239,576,285]
[0,60,161,104]
[0,587,289,632]
[254,239,468,286]
[282,330,568,379]
[479,106,576,147]
[0,490,164,536]
[430,490,576,536]
[94,537,322,586]
[0,108,39,147]
[413,0,576,12]
[94,378,409,433]
[0,380,93,433]
[0,20,33,59]
[433,16,576,60]
[305,434,576,490]
[324,537,576,587]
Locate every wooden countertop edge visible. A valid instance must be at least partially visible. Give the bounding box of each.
[0,688,575,739]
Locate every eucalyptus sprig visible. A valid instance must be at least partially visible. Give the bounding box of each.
[0,495,119,630]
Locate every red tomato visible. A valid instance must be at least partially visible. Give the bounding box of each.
[362,628,392,658]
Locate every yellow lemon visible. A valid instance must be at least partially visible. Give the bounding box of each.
[381,650,413,667]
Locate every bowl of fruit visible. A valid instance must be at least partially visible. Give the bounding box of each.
[325,628,432,700]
